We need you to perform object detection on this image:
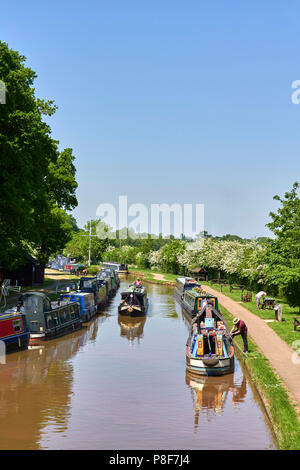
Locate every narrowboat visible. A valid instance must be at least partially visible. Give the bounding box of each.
[97,271,113,297]
[182,288,219,319]
[96,277,110,304]
[186,301,234,376]
[118,286,148,316]
[18,292,82,344]
[174,277,201,301]
[0,311,30,353]
[102,261,128,275]
[60,292,97,323]
[79,276,108,308]
[97,271,114,297]
[100,268,120,290]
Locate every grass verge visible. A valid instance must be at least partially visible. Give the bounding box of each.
[205,282,300,350]
[220,303,300,450]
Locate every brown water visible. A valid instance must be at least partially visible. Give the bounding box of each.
[0,277,276,449]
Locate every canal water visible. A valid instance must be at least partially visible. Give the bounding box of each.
[0,277,276,449]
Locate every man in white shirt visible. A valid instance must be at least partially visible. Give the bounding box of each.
[255,291,266,309]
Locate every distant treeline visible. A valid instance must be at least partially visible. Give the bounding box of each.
[64,183,300,310]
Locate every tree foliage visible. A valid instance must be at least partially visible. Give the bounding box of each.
[0,41,78,268]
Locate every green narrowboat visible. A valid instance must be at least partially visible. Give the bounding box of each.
[182,288,219,319]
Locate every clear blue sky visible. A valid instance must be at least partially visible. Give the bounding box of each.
[2,1,300,237]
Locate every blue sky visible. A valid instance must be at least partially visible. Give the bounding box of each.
[1,1,300,237]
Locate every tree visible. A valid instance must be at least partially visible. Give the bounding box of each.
[64,219,109,264]
[0,41,58,267]
[265,182,300,309]
[32,148,78,264]
[0,41,79,269]
[161,240,186,274]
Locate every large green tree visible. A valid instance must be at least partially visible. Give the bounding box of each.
[0,41,78,268]
[32,148,78,264]
[0,41,58,267]
[265,182,300,309]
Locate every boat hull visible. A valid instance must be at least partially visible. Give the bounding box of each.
[2,331,30,353]
[118,300,148,317]
[181,302,197,319]
[29,320,82,344]
[186,354,234,376]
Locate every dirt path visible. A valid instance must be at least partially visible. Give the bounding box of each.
[152,273,167,281]
[202,284,300,407]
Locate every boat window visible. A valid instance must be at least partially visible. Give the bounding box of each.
[59,308,68,324]
[43,297,51,312]
[80,279,95,289]
[52,312,60,326]
[198,298,203,310]
[13,319,22,332]
[46,315,54,329]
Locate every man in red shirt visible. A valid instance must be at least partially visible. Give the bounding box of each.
[230,318,248,353]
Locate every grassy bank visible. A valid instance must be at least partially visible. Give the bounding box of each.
[205,282,300,350]
[220,303,300,449]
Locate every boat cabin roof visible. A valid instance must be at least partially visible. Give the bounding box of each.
[176,276,198,285]
[184,289,217,300]
[122,286,147,295]
[63,292,93,298]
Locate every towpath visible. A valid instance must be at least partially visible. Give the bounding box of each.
[202,284,300,408]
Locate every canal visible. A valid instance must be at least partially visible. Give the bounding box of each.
[0,277,276,449]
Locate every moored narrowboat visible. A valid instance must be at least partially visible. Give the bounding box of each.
[186,302,234,376]
[60,292,97,323]
[97,271,114,297]
[102,261,128,275]
[182,288,219,319]
[174,277,201,301]
[100,268,120,290]
[18,292,82,344]
[118,285,148,316]
[79,276,108,308]
[0,311,30,353]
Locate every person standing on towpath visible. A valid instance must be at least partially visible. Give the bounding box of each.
[255,291,266,309]
[230,317,249,353]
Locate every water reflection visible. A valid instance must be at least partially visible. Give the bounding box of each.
[118,315,146,343]
[0,279,275,450]
[0,317,104,450]
[186,371,247,429]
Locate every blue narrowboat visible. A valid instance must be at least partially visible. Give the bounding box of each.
[0,311,30,353]
[60,292,97,323]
